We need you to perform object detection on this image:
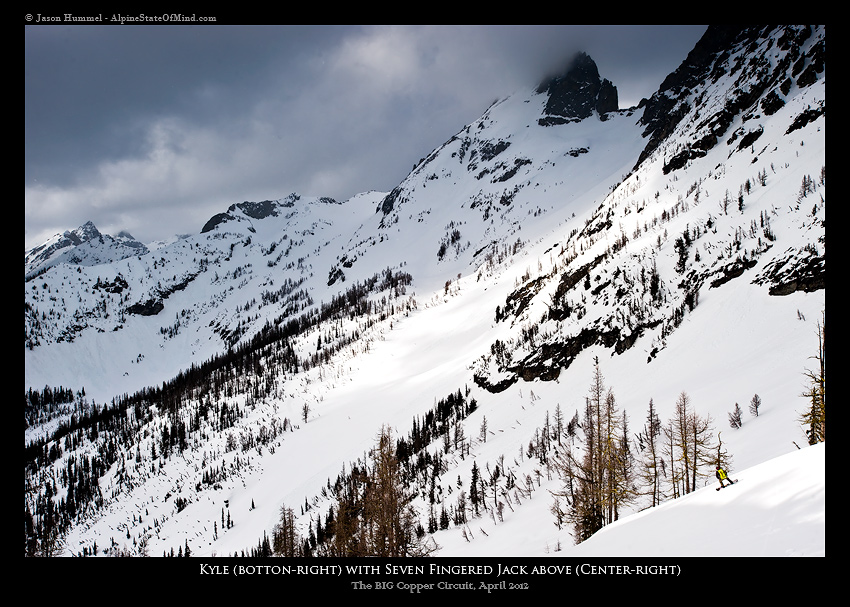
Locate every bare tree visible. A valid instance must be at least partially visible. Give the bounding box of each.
[664,392,716,495]
[800,314,825,444]
[272,505,302,557]
[552,358,633,541]
[636,398,664,506]
[362,426,438,557]
[728,403,743,428]
[749,394,762,417]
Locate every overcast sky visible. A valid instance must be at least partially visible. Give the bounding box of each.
[24,24,707,250]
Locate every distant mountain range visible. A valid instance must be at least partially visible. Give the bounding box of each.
[25,220,149,279]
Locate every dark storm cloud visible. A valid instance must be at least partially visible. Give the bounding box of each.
[25,26,334,184]
[25,25,706,250]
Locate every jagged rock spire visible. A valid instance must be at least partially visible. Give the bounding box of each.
[536,52,619,124]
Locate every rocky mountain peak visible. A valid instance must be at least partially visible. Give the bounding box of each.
[75,220,102,241]
[25,220,103,277]
[633,25,824,172]
[201,194,305,233]
[25,219,152,279]
[536,52,619,125]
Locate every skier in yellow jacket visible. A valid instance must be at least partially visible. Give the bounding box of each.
[715,465,735,488]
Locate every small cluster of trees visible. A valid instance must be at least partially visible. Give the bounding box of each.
[731,312,826,445]
[551,359,635,541]
[271,426,437,557]
[396,388,477,464]
[267,389,483,557]
[728,394,761,428]
[437,222,466,262]
[25,385,81,429]
[553,359,728,543]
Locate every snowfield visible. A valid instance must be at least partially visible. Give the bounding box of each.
[567,443,824,557]
[432,444,825,558]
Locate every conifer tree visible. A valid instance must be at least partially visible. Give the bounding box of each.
[728,403,743,428]
[663,392,716,495]
[636,399,663,506]
[272,505,302,557]
[800,314,825,444]
[362,426,437,557]
[469,461,481,516]
[602,389,628,523]
[612,409,635,521]
[553,403,565,445]
[439,505,450,530]
[749,394,762,417]
[553,358,634,541]
[662,417,683,499]
[326,465,364,557]
[585,358,606,533]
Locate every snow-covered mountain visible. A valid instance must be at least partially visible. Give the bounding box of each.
[25,25,824,562]
[24,220,149,279]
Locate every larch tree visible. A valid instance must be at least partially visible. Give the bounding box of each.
[553,403,565,445]
[687,405,716,491]
[662,417,684,499]
[272,504,302,557]
[602,388,625,524]
[553,358,633,542]
[800,314,825,444]
[611,408,636,521]
[749,394,762,417]
[728,403,743,429]
[664,391,716,495]
[587,358,606,529]
[362,425,437,557]
[636,398,664,506]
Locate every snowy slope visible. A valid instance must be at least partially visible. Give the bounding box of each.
[64,252,821,558]
[432,441,824,558]
[25,26,825,560]
[566,443,824,557]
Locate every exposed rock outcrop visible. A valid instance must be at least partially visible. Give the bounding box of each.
[536,52,619,125]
